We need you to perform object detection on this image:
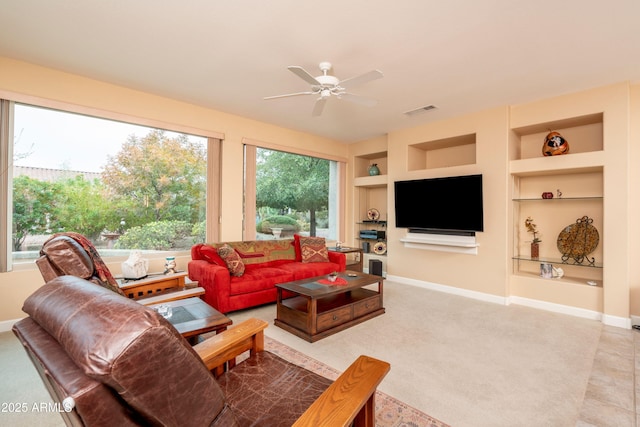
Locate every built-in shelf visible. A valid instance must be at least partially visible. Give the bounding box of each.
[408,133,476,171]
[512,256,603,269]
[400,233,478,255]
[354,175,387,188]
[354,151,387,178]
[512,196,603,202]
[510,151,604,177]
[511,113,603,161]
[354,150,388,265]
[510,111,605,311]
[512,270,603,288]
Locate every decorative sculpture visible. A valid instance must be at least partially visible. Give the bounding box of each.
[542,131,570,156]
[557,216,599,266]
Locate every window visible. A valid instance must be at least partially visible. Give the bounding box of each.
[4,102,215,267]
[245,145,342,241]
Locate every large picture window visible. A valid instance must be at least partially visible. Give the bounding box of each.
[245,145,342,241]
[6,103,212,266]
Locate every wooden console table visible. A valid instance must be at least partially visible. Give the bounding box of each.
[275,271,384,342]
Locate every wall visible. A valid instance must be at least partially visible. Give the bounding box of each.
[630,84,640,318]
[0,57,347,326]
[384,107,510,298]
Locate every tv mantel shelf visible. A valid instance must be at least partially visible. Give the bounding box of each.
[400,233,479,255]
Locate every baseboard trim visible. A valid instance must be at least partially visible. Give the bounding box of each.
[508,296,602,322]
[387,274,631,329]
[0,318,22,333]
[386,274,508,306]
[602,314,632,329]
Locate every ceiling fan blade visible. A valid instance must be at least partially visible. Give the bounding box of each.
[339,92,378,107]
[264,91,315,100]
[312,98,327,116]
[338,70,383,89]
[288,66,321,85]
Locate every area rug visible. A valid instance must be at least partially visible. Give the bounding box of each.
[264,335,449,427]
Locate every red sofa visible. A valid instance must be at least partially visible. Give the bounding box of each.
[189,238,346,313]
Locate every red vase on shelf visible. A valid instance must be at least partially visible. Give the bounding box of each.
[530,242,539,260]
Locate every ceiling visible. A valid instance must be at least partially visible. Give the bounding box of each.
[1,0,639,143]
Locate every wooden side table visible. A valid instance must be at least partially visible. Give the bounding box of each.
[118,271,191,300]
[150,297,232,345]
[328,247,363,272]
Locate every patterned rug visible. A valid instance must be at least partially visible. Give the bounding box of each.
[264,335,450,427]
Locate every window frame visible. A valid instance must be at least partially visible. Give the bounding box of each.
[0,96,222,272]
[242,138,347,242]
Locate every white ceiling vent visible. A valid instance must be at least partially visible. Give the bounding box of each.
[404,105,437,117]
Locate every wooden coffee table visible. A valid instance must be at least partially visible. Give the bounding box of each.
[275,271,384,342]
[150,297,232,344]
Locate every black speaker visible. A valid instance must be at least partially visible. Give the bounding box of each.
[369,259,383,276]
[362,242,370,253]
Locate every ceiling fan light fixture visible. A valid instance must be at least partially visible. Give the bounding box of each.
[404,105,437,117]
[265,61,383,116]
[315,75,339,86]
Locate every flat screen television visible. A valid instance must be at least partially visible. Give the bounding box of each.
[394,174,484,234]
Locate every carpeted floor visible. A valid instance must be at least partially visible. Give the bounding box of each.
[0,279,626,426]
[227,280,607,427]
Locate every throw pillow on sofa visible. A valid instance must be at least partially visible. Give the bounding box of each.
[199,245,227,267]
[299,236,330,263]
[217,244,245,276]
[293,234,303,262]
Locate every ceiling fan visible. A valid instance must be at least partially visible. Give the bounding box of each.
[264,61,383,116]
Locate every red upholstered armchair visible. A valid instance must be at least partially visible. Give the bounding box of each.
[13,276,390,426]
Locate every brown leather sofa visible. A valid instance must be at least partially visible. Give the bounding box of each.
[13,276,390,426]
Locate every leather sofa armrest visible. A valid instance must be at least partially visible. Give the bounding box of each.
[294,355,390,427]
[193,318,268,373]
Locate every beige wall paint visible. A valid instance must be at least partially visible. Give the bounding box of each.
[0,57,347,323]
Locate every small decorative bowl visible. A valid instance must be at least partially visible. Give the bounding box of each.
[327,274,338,282]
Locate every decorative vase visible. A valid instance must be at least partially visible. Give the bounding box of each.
[368,164,380,176]
[530,242,539,260]
[542,131,570,156]
[270,227,283,239]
